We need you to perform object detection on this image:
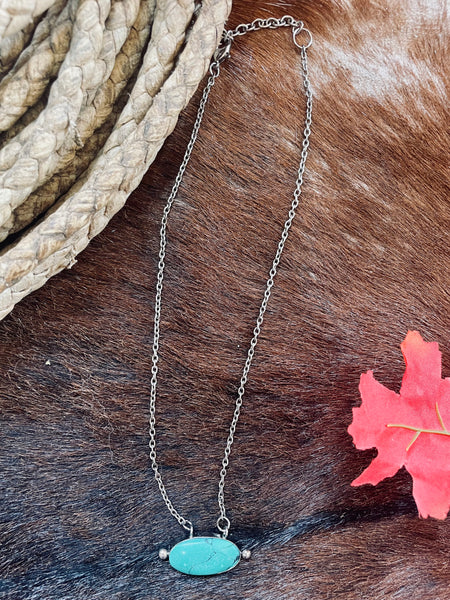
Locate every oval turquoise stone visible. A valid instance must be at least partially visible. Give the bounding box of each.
[169,537,240,576]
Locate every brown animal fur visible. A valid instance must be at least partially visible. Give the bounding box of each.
[0,1,449,598]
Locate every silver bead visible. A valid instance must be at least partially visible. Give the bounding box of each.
[241,549,251,560]
[158,548,169,560]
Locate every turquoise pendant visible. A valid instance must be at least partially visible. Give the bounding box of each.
[168,536,241,576]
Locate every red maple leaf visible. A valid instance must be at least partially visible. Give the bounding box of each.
[348,331,450,519]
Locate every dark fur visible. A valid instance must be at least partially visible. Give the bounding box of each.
[1,1,449,598]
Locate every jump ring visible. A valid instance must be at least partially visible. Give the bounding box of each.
[293,26,312,50]
[216,516,231,536]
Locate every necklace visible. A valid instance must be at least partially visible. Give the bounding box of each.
[149,15,313,576]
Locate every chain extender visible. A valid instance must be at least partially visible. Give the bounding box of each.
[149,16,313,540]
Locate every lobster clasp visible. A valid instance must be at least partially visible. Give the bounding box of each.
[213,33,232,64]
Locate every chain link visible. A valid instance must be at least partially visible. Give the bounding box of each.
[227,15,302,38]
[149,17,313,540]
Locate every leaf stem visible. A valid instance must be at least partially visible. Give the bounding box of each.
[386,402,450,451]
[386,424,450,436]
[405,431,421,452]
[436,401,447,430]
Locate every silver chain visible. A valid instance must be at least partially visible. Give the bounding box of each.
[149,16,313,540]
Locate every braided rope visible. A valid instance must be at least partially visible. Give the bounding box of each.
[2,77,133,239]
[0,0,232,319]
[0,0,156,240]
[0,93,46,144]
[0,0,145,223]
[0,0,56,40]
[0,0,72,132]
[0,13,38,76]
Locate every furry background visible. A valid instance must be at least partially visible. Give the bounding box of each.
[0,0,449,598]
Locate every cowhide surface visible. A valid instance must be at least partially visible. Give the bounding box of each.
[1,1,449,598]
